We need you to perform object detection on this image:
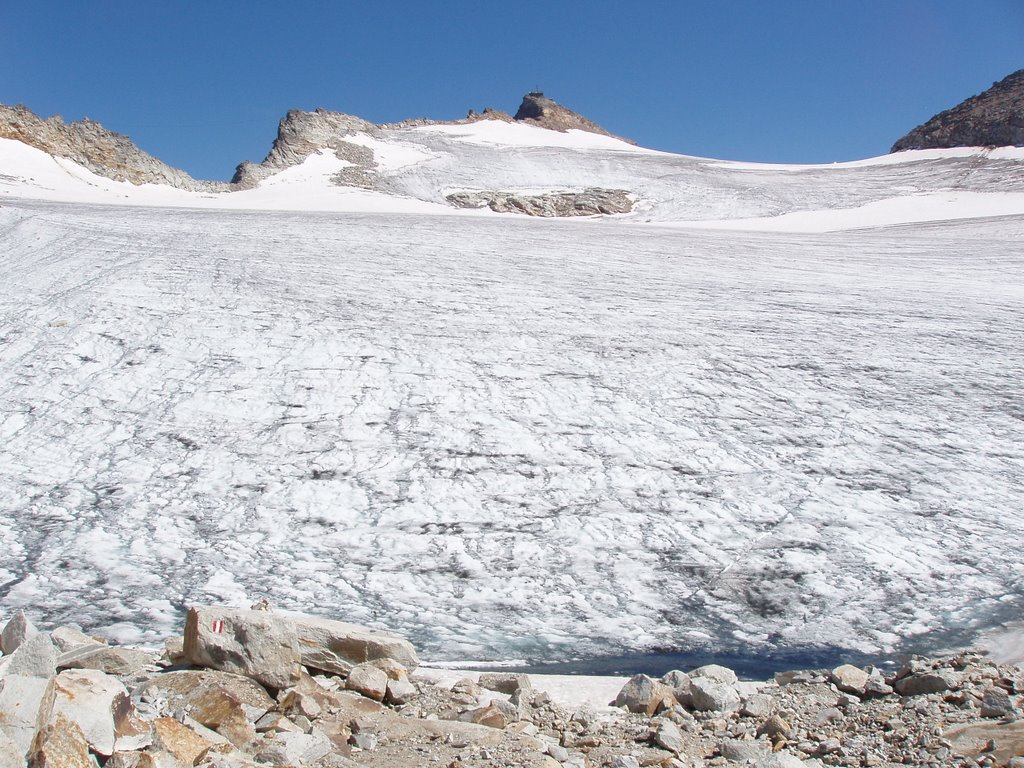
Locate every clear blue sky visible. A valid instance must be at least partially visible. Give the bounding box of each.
[3,1,1022,180]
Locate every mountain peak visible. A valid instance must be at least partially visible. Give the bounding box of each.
[891,69,1024,152]
[512,92,634,143]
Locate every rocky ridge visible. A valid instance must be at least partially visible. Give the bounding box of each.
[231,93,630,191]
[2,94,633,219]
[891,69,1024,152]
[1,605,1022,768]
[0,104,223,192]
[230,109,380,189]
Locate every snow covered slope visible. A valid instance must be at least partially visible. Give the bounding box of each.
[3,118,1024,231]
[1,120,1023,663]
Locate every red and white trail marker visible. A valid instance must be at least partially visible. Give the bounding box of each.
[212,619,225,633]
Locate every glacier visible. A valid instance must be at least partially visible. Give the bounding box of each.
[0,122,1023,664]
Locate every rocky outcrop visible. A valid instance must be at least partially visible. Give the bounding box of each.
[513,92,633,143]
[446,188,634,217]
[231,108,379,188]
[891,69,1024,151]
[0,104,221,191]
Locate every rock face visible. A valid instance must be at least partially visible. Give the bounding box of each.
[446,188,633,217]
[0,104,220,191]
[231,108,379,188]
[513,92,632,143]
[891,69,1024,151]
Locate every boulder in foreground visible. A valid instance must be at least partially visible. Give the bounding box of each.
[183,606,302,690]
[182,605,420,688]
[287,612,419,675]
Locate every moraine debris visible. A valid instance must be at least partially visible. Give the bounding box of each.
[0,606,1020,767]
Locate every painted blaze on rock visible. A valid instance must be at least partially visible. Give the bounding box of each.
[183,607,302,690]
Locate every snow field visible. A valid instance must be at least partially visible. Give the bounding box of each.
[0,200,1022,662]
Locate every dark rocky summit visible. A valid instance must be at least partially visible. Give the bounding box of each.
[513,92,634,144]
[891,69,1024,152]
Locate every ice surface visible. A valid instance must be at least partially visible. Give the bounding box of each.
[0,197,1022,659]
[0,124,1022,661]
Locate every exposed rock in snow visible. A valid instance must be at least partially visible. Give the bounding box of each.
[446,187,633,216]
[892,68,1024,151]
[0,104,220,191]
[231,108,379,188]
[514,91,632,143]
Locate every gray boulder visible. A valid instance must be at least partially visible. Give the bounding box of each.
[690,664,738,685]
[0,633,58,758]
[757,754,812,768]
[0,731,22,768]
[49,668,145,756]
[894,670,960,696]
[183,606,302,690]
[741,693,776,718]
[653,718,684,753]
[50,626,103,654]
[980,686,1017,718]
[690,676,740,712]
[613,674,676,715]
[58,646,154,677]
[830,664,869,695]
[720,737,771,762]
[286,613,419,675]
[478,672,531,694]
[1,610,38,654]
[346,663,388,701]
[385,678,417,705]
[255,729,333,764]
